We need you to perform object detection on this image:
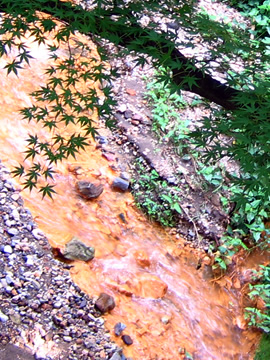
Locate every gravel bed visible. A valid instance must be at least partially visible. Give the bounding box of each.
[0,161,124,360]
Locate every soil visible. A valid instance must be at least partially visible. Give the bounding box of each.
[97,58,232,251]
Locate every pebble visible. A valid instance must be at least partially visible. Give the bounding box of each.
[7,227,19,236]
[114,322,126,336]
[3,245,13,254]
[0,311,9,322]
[0,162,123,360]
[121,335,133,345]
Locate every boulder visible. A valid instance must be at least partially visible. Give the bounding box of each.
[62,237,95,261]
[76,180,103,199]
[95,293,115,313]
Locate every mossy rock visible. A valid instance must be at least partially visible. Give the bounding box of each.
[255,334,270,360]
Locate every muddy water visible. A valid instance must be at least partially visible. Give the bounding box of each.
[0,35,260,359]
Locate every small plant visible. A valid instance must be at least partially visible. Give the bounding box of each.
[245,265,270,333]
[131,159,182,227]
[143,68,188,141]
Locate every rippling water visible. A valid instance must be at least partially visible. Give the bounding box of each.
[0,32,260,359]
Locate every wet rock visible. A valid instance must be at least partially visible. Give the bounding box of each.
[76,180,104,199]
[114,322,126,336]
[133,250,150,268]
[62,237,95,262]
[135,274,168,298]
[121,334,133,345]
[95,293,116,313]
[112,177,130,191]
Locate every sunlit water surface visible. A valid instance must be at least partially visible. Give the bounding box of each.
[0,32,261,359]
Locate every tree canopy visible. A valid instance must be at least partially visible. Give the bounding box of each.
[0,0,269,201]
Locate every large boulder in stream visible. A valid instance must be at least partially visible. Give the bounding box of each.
[62,237,95,261]
[76,180,104,199]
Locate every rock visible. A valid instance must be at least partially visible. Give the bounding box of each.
[135,274,168,298]
[3,245,12,254]
[114,322,126,336]
[126,89,136,96]
[25,255,34,267]
[102,152,116,162]
[112,177,129,191]
[133,250,150,268]
[62,237,95,262]
[0,311,8,322]
[95,293,116,313]
[117,104,127,113]
[110,352,122,360]
[7,228,19,236]
[32,228,44,240]
[76,180,104,199]
[98,136,108,145]
[120,172,130,181]
[124,110,133,119]
[121,335,133,345]
[0,344,34,360]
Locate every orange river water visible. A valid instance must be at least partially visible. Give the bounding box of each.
[0,31,263,359]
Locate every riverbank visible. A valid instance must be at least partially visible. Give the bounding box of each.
[0,161,124,360]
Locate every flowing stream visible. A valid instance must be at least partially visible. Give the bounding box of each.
[0,33,261,359]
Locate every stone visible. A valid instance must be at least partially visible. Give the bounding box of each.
[3,245,12,254]
[0,311,9,322]
[95,293,115,313]
[32,228,44,240]
[114,322,126,336]
[126,88,136,96]
[124,110,133,119]
[76,180,104,199]
[112,177,129,191]
[117,104,127,113]
[121,335,133,345]
[133,250,150,268]
[0,344,34,360]
[109,353,122,360]
[62,237,95,262]
[7,228,19,236]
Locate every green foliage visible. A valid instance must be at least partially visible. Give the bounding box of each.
[144,68,188,135]
[254,334,270,360]
[131,159,182,227]
[143,68,190,156]
[245,265,270,333]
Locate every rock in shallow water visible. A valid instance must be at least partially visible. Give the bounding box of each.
[121,334,133,345]
[114,322,126,336]
[76,180,104,199]
[62,237,95,261]
[112,177,129,191]
[95,293,115,313]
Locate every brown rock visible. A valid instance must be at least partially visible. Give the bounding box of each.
[133,250,150,267]
[76,180,103,199]
[126,88,136,96]
[121,334,133,345]
[95,293,116,313]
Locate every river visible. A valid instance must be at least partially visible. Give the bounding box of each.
[0,31,261,359]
